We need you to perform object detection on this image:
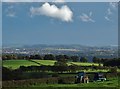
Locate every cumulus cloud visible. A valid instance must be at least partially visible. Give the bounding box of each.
[30,2,73,22]
[79,12,95,22]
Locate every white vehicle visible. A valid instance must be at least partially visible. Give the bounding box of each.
[94,73,106,81]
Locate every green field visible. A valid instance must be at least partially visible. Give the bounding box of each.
[3,60,100,69]
[31,78,119,88]
[3,60,39,69]
[3,77,119,89]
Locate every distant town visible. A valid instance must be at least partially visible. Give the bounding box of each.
[2,44,118,61]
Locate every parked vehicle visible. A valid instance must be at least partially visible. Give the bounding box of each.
[94,73,106,81]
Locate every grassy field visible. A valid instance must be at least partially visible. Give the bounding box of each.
[31,77,119,88]
[3,60,100,69]
[3,77,119,89]
[68,62,101,66]
[3,60,40,69]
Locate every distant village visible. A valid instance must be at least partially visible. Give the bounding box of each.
[2,45,118,60]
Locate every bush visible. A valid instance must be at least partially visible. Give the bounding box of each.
[2,67,23,81]
[105,72,118,79]
[58,77,75,84]
[47,77,58,84]
[52,73,59,77]
[2,77,59,87]
[109,67,117,73]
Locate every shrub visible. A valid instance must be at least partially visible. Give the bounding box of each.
[109,67,117,73]
[52,73,59,77]
[2,77,59,87]
[58,77,75,84]
[46,77,58,84]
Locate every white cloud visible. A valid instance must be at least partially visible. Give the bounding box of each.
[109,2,118,9]
[6,11,16,17]
[89,11,92,17]
[104,8,112,21]
[105,2,117,21]
[79,12,95,22]
[107,8,112,15]
[5,5,16,17]
[30,2,73,22]
[104,16,110,21]
[52,0,65,3]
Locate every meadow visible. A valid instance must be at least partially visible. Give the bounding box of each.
[3,59,101,69]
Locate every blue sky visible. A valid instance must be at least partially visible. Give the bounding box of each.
[2,2,118,46]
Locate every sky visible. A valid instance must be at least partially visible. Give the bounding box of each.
[2,2,118,46]
[1,0,119,2]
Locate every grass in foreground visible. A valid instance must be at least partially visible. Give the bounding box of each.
[31,77,118,88]
[3,77,119,89]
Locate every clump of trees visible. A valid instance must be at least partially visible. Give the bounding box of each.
[92,57,106,63]
[71,56,79,62]
[80,57,88,62]
[103,58,120,67]
[44,54,55,60]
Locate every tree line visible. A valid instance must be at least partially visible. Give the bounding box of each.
[2,54,120,65]
[2,54,88,62]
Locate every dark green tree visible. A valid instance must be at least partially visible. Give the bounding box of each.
[56,55,67,62]
[71,56,79,62]
[44,54,55,60]
[34,54,42,60]
[80,57,88,62]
